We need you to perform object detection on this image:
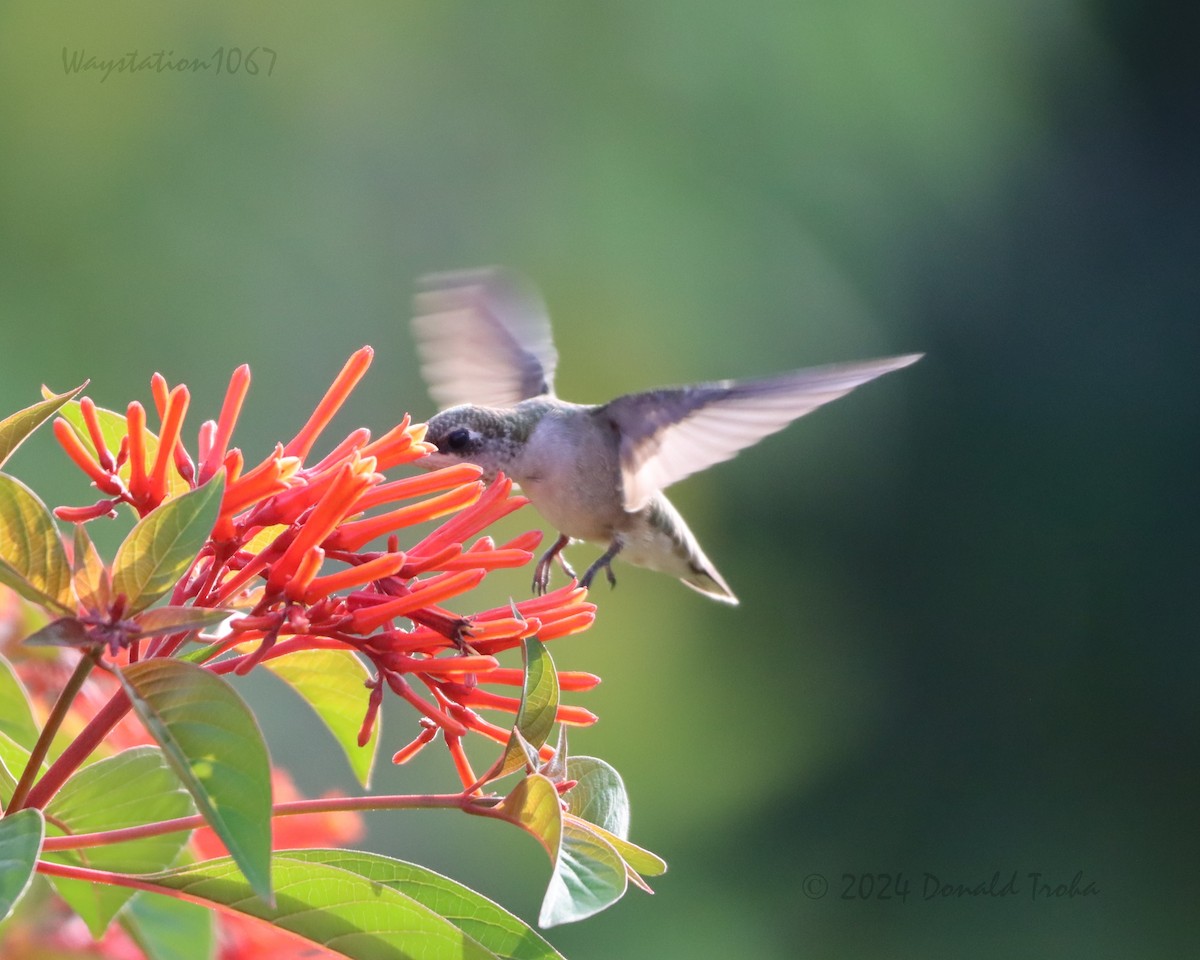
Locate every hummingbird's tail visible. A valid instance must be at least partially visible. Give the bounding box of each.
[680,563,739,605]
[640,495,740,605]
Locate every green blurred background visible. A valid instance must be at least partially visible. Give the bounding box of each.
[2,1,1197,956]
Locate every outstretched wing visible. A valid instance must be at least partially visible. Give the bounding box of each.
[412,268,559,409]
[603,354,923,511]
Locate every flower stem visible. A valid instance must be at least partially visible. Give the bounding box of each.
[7,653,96,812]
[41,793,479,851]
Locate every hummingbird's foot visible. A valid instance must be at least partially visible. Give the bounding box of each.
[579,537,624,592]
[533,532,575,595]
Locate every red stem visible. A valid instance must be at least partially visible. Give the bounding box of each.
[41,793,479,852]
[19,688,131,811]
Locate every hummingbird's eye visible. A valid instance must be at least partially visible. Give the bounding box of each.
[444,428,473,452]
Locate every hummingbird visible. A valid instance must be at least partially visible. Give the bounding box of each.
[411,269,921,605]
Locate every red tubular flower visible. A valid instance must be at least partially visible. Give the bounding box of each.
[51,348,599,780]
[450,686,598,726]
[282,546,325,603]
[264,458,379,595]
[125,402,149,507]
[348,570,488,633]
[79,396,115,472]
[323,482,484,552]
[282,346,374,460]
[300,552,406,605]
[148,384,189,505]
[53,499,120,523]
[408,477,530,558]
[360,415,433,471]
[219,448,300,521]
[200,363,251,483]
[52,419,122,496]
[392,722,439,764]
[483,667,602,692]
[353,463,483,511]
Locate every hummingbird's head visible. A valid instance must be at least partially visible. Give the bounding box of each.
[420,405,523,480]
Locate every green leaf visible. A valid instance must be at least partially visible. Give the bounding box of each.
[43,746,197,937]
[540,819,627,928]
[145,853,504,960]
[563,756,629,838]
[539,724,569,784]
[0,808,44,922]
[132,606,233,640]
[0,754,18,805]
[119,659,273,901]
[0,473,73,614]
[122,889,216,960]
[0,733,42,807]
[262,648,378,789]
[0,656,39,750]
[0,382,87,468]
[489,773,626,927]
[283,849,566,960]
[72,521,111,614]
[487,637,560,782]
[111,474,225,614]
[56,399,189,499]
[487,771,661,927]
[563,817,667,881]
[513,637,558,748]
[20,616,92,647]
[559,756,665,883]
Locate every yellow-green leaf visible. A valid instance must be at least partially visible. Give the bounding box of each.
[487,636,559,782]
[0,657,39,751]
[0,473,73,614]
[0,733,44,808]
[563,815,667,879]
[282,849,567,960]
[0,383,87,468]
[71,522,111,614]
[111,474,224,614]
[145,853,504,960]
[263,648,378,789]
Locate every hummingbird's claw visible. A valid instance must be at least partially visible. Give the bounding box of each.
[533,532,575,595]
[579,536,624,593]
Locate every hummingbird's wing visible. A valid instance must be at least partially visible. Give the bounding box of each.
[603,354,923,511]
[412,268,559,409]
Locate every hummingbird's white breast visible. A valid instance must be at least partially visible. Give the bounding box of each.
[511,401,626,543]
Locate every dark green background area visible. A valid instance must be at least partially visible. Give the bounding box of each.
[2,3,1196,957]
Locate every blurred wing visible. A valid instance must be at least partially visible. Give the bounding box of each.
[412,268,559,409]
[604,354,923,511]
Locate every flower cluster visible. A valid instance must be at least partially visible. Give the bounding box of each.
[51,347,598,786]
